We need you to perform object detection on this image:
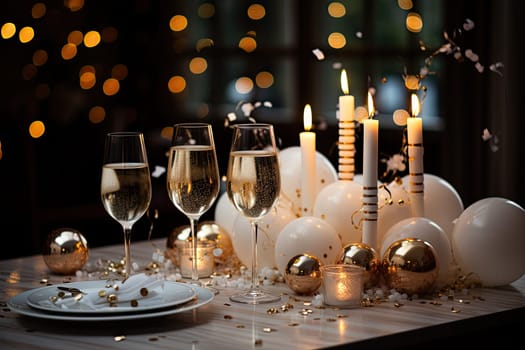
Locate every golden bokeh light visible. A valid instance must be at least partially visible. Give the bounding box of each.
[406,12,423,33]
[84,30,101,48]
[88,106,106,124]
[61,43,77,60]
[255,71,274,88]
[101,26,118,43]
[161,126,173,141]
[80,71,96,90]
[112,64,128,80]
[32,49,48,66]
[32,2,47,19]
[21,64,37,80]
[327,32,346,49]
[102,78,120,96]
[19,26,35,44]
[239,36,257,53]
[189,57,208,74]
[65,0,85,12]
[247,4,266,20]
[235,77,254,94]
[404,74,420,90]
[1,23,16,39]
[328,2,346,18]
[398,0,414,10]
[168,75,186,93]
[198,3,215,18]
[169,15,188,31]
[196,38,214,52]
[67,30,83,45]
[29,120,45,138]
[79,64,95,76]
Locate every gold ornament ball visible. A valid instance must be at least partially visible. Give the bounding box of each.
[284,253,322,295]
[381,238,438,296]
[42,228,89,275]
[336,242,380,289]
[166,221,234,266]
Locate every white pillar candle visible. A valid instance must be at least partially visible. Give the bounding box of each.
[362,118,379,251]
[300,104,316,216]
[407,94,425,217]
[321,264,364,308]
[338,69,355,181]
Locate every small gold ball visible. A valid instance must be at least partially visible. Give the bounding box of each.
[381,238,438,296]
[42,228,89,275]
[284,253,322,295]
[336,242,380,289]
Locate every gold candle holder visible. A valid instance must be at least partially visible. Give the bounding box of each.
[320,264,364,308]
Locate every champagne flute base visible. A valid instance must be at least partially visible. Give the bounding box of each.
[229,289,281,304]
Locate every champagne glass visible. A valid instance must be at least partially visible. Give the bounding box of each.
[166,123,220,287]
[226,123,281,304]
[101,132,152,280]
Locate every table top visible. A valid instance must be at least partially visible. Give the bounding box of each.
[1,238,524,350]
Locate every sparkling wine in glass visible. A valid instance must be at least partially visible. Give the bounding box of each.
[101,132,152,280]
[166,123,220,287]
[226,123,281,304]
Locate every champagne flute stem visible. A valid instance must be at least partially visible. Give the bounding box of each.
[250,220,259,291]
[123,225,132,280]
[189,217,199,282]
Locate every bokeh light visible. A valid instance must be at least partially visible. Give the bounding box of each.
[29,120,45,138]
[168,75,186,93]
[189,57,208,74]
[328,32,346,49]
[102,78,120,96]
[169,15,188,31]
[239,36,257,53]
[1,23,16,39]
[328,2,346,18]
[406,12,423,33]
[235,77,254,94]
[84,30,101,48]
[247,4,266,20]
[32,2,47,19]
[61,43,77,60]
[255,71,274,88]
[88,106,106,124]
[19,27,35,44]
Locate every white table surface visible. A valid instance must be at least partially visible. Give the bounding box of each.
[1,238,524,350]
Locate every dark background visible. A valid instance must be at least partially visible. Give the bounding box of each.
[0,0,523,259]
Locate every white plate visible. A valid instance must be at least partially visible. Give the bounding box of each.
[7,284,214,322]
[25,280,197,314]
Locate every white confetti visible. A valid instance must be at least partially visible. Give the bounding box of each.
[463,18,475,31]
[151,165,165,178]
[481,128,492,141]
[312,48,325,60]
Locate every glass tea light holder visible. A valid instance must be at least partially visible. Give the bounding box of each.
[176,240,215,278]
[320,264,365,308]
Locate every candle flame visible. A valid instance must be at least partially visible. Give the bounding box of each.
[411,93,420,117]
[367,92,375,117]
[340,69,349,95]
[303,104,312,131]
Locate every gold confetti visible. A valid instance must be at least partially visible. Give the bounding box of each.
[267,307,280,315]
[114,335,126,342]
[235,324,245,328]
[451,307,461,313]
[130,300,138,307]
[326,318,337,322]
[394,302,403,308]
[224,315,233,320]
[254,339,263,346]
[288,322,299,327]
[262,327,273,333]
[140,287,148,297]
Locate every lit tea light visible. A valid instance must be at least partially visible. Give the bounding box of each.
[176,240,215,278]
[320,264,364,308]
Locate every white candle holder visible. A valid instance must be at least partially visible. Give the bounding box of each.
[320,264,364,308]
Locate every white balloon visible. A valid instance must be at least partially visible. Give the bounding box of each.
[275,216,342,276]
[451,197,525,287]
[279,146,338,217]
[401,173,464,239]
[377,180,412,246]
[230,199,296,269]
[380,217,456,288]
[313,180,362,245]
[213,192,239,236]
